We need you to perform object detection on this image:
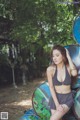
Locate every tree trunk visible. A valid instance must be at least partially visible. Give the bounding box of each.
[12,66,17,88]
[22,71,26,85]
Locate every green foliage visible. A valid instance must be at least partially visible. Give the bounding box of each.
[0,0,79,75]
[0,0,78,46]
[0,45,9,64]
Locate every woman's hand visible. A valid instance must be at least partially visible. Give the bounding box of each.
[65,48,71,59]
[56,104,64,112]
[65,48,77,77]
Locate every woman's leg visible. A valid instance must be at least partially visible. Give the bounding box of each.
[50,109,56,120]
[51,109,56,115]
[50,104,70,120]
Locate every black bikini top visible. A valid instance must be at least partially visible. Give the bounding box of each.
[52,66,71,86]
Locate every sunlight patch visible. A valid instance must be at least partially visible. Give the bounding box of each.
[10,99,32,106]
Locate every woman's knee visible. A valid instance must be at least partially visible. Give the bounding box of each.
[50,109,57,120]
[50,116,58,120]
[50,114,59,120]
[50,110,65,120]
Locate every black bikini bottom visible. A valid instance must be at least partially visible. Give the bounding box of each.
[49,92,74,110]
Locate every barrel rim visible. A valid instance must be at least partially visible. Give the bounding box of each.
[64,44,80,47]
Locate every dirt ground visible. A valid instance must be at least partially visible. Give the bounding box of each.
[0,77,46,120]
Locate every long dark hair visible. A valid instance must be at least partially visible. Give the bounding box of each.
[50,45,68,65]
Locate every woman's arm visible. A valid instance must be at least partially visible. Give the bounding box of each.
[47,67,59,108]
[66,49,77,77]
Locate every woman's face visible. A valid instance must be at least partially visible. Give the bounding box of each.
[52,49,63,65]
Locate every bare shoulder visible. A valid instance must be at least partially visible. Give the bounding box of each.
[47,65,56,82]
[47,65,56,75]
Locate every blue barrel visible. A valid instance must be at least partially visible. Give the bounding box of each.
[73,16,80,44]
[73,88,80,120]
[19,109,40,120]
[65,45,80,89]
[32,82,51,119]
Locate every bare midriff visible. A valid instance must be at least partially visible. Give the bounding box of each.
[55,85,71,94]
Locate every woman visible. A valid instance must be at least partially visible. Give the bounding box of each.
[47,45,77,120]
